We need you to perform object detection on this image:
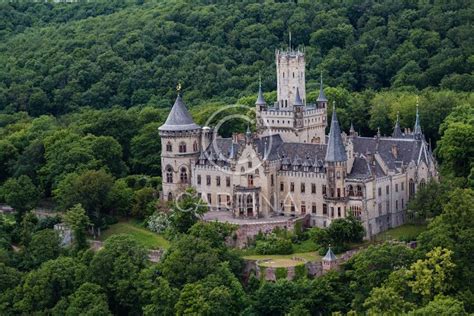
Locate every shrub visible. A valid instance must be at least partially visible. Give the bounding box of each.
[147,212,170,234]
[275,267,287,280]
[255,235,293,255]
[294,264,307,280]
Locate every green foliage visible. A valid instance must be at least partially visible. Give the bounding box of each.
[63,282,112,316]
[344,243,414,311]
[1,175,40,220]
[408,295,467,316]
[294,264,307,280]
[54,169,116,224]
[14,257,87,314]
[255,234,293,255]
[167,188,208,236]
[275,267,288,280]
[139,266,178,316]
[89,234,148,315]
[63,204,91,250]
[22,229,61,270]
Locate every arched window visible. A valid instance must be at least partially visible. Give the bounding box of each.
[167,192,173,201]
[180,167,188,183]
[248,175,254,187]
[179,142,186,153]
[356,185,363,197]
[193,141,198,152]
[240,166,245,173]
[166,142,172,152]
[409,179,415,198]
[166,166,173,183]
[420,179,426,188]
[348,185,354,196]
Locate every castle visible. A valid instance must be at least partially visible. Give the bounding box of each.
[159,48,437,237]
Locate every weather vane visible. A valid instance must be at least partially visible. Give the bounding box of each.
[176,82,182,93]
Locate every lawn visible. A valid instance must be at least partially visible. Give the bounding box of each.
[243,252,321,262]
[375,224,427,242]
[99,219,169,249]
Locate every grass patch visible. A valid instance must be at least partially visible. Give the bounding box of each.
[259,259,306,268]
[244,252,321,262]
[375,224,427,242]
[293,239,318,253]
[99,219,169,249]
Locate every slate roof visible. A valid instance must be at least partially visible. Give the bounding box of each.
[325,105,347,162]
[256,85,266,105]
[159,94,200,131]
[316,74,328,102]
[323,247,337,261]
[294,87,304,106]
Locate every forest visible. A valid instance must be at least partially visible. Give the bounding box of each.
[0,0,473,315]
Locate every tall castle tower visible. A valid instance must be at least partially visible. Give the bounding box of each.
[276,49,306,110]
[257,49,327,144]
[324,102,348,219]
[159,92,201,201]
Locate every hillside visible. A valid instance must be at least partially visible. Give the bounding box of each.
[0,0,472,116]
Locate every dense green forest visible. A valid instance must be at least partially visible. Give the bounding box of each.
[0,0,473,116]
[0,1,473,315]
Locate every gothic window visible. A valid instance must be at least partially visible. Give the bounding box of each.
[401,182,405,191]
[280,182,284,192]
[197,175,201,185]
[248,175,254,187]
[301,202,306,215]
[240,166,245,173]
[378,187,382,196]
[356,185,363,197]
[290,182,294,192]
[166,166,173,183]
[167,192,172,201]
[337,207,341,217]
[420,179,426,188]
[323,204,327,215]
[395,183,399,192]
[193,141,198,152]
[331,207,334,217]
[396,200,399,210]
[409,179,415,198]
[180,167,188,183]
[311,183,316,194]
[166,142,172,152]
[248,161,252,168]
[337,188,341,198]
[206,175,211,185]
[301,183,305,193]
[291,203,295,212]
[216,176,221,186]
[227,195,231,206]
[386,185,389,194]
[207,193,212,204]
[271,175,274,186]
[179,142,186,153]
[312,203,316,214]
[226,177,230,187]
[348,185,354,196]
[322,185,327,196]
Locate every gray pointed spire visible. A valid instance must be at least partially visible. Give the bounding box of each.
[392,112,403,138]
[323,246,337,261]
[294,87,303,106]
[229,143,235,159]
[317,72,328,102]
[325,102,347,162]
[159,93,200,131]
[256,77,266,106]
[414,101,422,138]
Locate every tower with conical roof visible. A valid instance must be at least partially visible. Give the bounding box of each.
[159,90,201,201]
[317,72,328,109]
[294,87,304,129]
[322,246,338,272]
[325,102,348,219]
[255,79,267,131]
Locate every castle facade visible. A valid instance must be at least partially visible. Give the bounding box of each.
[159,49,437,237]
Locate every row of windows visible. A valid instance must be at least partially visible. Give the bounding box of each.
[280,182,320,194]
[378,199,405,215]
[165,141,198,153]
[197,175,231,187]
[165,166,188,184]
[282,202,344,218]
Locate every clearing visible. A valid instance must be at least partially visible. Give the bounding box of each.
[375,223,427,242]
[98,219,169,249]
